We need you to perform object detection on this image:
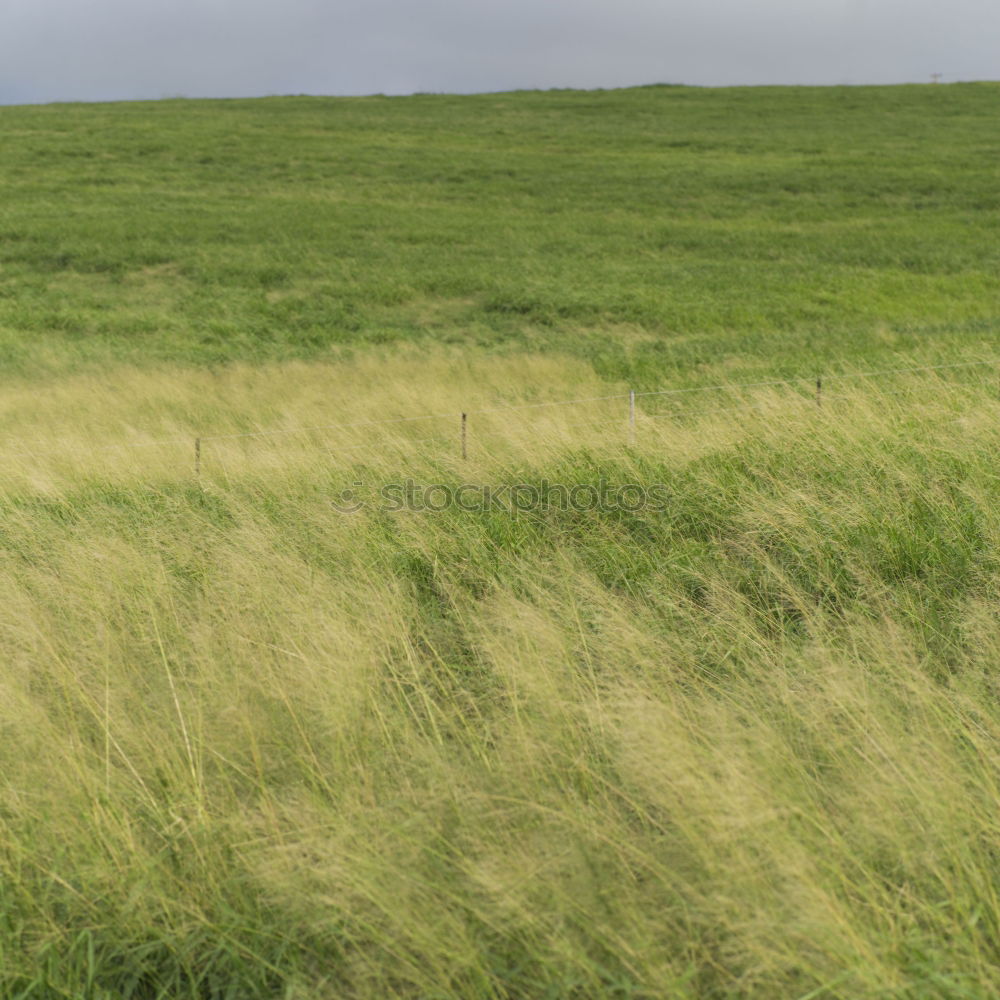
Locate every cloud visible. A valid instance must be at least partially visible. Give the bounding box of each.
[1,0,996,105]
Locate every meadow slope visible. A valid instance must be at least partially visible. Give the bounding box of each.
[2,83,1000,378]
[1,85,1000,998]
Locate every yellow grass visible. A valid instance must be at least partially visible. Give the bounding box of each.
[2,354,999,997]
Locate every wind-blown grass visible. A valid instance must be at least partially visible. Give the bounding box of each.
[3,81,1000,997]
[2,356,1000,997]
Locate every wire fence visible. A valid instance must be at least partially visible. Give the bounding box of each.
[1,356,998,475]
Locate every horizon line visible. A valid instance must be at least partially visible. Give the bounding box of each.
[2,77,998,110]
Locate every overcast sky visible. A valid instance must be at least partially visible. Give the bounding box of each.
[1,0,996,105]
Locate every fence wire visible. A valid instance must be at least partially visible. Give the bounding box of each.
[0,355,996,470]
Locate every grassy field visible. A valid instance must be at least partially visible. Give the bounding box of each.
[2,84,1000,998]
[3,84,1000,379]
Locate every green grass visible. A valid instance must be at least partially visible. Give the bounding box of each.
[2,85,1000,998]
[2,84,1000,381]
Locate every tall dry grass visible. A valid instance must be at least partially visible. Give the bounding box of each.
[2,354,999,997]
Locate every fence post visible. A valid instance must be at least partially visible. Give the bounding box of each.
[628,390,635,445]
[195,437,201,477]
[461,412,467,460]
[816,377,822,408]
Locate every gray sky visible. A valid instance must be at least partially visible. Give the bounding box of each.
[1,0,996,105]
